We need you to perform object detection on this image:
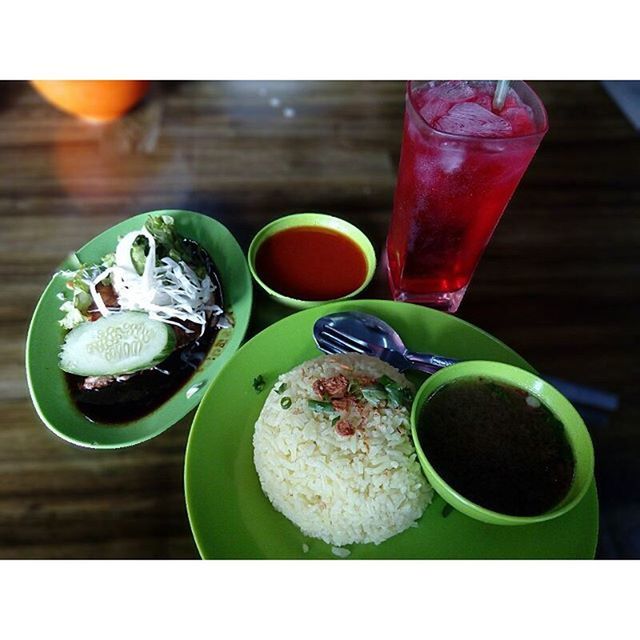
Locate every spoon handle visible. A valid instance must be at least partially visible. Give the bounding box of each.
[405,351,459,371]
[541,376,620,413]
[405,350,619,413]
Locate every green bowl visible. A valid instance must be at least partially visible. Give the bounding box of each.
[247,213,376,309]
[410,361,595,526]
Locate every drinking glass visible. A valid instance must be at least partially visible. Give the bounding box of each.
[386,81,548,312]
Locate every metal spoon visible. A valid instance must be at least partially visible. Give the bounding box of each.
[313,311,456,375]
[313,311,619,413]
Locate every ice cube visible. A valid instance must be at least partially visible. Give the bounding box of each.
[438,142,466,173]
[435,102,513,137]
[501,105,536,135]
[474,93,493,112]
[419,98,451,125]
[427,81,476,103]
[418,81,475,125]
[502,88,525,110]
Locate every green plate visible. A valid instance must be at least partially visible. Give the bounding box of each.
[26,210,253,449]
[185,300,598,559]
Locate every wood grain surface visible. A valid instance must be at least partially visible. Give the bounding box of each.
[0,81,638,558]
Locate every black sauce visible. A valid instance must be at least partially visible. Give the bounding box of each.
[417,377,575,517]
[65,241,226,425]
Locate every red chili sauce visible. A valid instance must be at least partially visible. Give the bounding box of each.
[255,226,368,300]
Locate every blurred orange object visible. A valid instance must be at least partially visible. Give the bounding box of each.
[30,80,151,122]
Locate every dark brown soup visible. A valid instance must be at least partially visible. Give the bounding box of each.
[65,241,225,425]
[417,377,575,516]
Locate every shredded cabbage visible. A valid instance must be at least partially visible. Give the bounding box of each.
[58,217,220,333]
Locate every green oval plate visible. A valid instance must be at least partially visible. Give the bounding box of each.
[26,210,253,449]
[185,300,598,559]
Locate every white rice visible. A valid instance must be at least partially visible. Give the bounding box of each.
[253,353,433,547]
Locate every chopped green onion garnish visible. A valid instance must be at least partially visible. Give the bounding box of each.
[275,382,288,395]
[361,387,388,405]
[386,385,404,407]
[375,375,414,408]
[307,399,337,413]
[253,375,266,393]
[347,380,361,396]
[280,396,292,409]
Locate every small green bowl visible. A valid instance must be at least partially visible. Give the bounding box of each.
[410,361,595,526]
[247,213,377,309]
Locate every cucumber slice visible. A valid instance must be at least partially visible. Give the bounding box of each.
[59,311,176,376]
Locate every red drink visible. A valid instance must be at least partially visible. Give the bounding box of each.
[386,81,548,312]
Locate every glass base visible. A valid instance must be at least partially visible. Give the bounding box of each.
[383,249,468,313]
[387,272,468,314]
[391,287,467,313]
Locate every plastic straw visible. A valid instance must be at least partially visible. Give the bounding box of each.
[492,80,511,111]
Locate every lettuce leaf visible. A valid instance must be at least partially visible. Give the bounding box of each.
[58,272,94,329]
[144,215,208,278]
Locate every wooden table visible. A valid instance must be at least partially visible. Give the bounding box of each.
[1,81,637,558]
